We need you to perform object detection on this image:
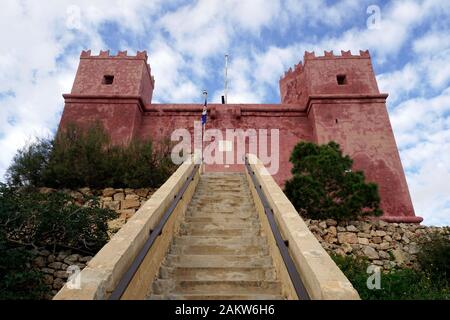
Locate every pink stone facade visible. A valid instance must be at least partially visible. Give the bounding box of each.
[58,50,422,223]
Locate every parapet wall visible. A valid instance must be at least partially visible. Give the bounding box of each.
[246,154,360,300]
[80,50,149,60]
[53,158,200,300]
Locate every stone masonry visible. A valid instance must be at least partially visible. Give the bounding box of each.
[58,49,421,224]
[305,218,449,271]
[35,187,155,298]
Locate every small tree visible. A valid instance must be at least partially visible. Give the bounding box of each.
[417,230,450,285]
[284,141,382,221]
[5,138,53,188]
[5,123,177,190]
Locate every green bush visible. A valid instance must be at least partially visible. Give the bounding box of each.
[0,236,49,300]
[5,138,53,188]
[0,183,117,253]
[0,183,118,299]
[333,255,450,300]
[6,123,177,189]
[417,231,450,285]
[284,141,382,221]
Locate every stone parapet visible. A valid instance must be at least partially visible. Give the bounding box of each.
[245,154,360,300]
[53,158,200,300]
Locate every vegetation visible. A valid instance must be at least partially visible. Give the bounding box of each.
[417,230,450,284]
[0,123,178,299]
[6,123,177,189]
[0,183,117,299]
[284,141,382,221]
[0,238,49,300]
[333,231,450,300]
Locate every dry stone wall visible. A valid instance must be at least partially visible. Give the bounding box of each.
[35,187,155,299]
[305,218,449,270]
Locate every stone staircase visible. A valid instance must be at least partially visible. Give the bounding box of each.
[147,172,284,300]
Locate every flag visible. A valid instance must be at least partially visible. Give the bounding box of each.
[201,97,207,125]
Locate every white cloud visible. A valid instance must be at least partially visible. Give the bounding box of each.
[377,64,420,104]
[390,88,450,226]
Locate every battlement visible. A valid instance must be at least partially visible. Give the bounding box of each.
[71,49,154,104]
[282,50,371,79]
[279,49,379,105]
[80,50,148,61]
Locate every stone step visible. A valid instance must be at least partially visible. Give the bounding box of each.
[181,221,260,230]
[152,279,282,295]
[164,254,272,268]
[170,243,269,255]
[184,216,259,224]
[198,180,245,185]
[149,293,283,300]
[191,195,253,207]
[180,225,259,237]
[146,171,283,300]
[158,266,277,281]
[195,185,247,191]
[191,194,253,205]
[173,235,267,246]
[187,207,256,214]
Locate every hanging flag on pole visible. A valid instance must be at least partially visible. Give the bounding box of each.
[201,90,208,166]
[201,90,208,125]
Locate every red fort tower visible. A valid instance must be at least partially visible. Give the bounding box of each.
[59,49,422,223]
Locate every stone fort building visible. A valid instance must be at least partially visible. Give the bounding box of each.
[58,49,422,223]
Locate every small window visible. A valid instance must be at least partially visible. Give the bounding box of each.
[337,74,347,85]
[102,75,114,85]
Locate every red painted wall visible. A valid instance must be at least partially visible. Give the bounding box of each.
[58,50,422,223]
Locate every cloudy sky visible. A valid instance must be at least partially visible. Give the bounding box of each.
[0,0,449,225]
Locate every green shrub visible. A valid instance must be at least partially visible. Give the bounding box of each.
[0,183,118,299]
[5,123,177,189]
[5,138,53,188]
[284,141,382,221]
[417,231,450,285]
[333,255,450,300]
[0,183,117,253]
[0,235,49,300]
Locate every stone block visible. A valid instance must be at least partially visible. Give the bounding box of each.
[121,199,141,209]
[337,232,358,244]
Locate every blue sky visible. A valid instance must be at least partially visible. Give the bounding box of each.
[0,0,449,225]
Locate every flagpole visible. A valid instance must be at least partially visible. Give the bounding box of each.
[202,90,208,171]
[224,54,228,104]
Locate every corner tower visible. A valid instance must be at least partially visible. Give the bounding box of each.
[59,50,154,144]
[280,50,421,223]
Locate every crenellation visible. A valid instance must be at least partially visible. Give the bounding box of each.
[79,49,149,60]
[341,50,352,57]
[99,50,110,57]
[304,51,316,59]
[359,49,370,57]
[80,50,91,57]
[117,50,128,57]
[280,49,374,84]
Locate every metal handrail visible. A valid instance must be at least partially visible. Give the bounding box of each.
[108,164,199,300]
[245,159,310,300]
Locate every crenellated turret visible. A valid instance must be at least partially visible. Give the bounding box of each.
[279,50,378,105]
[71,49,155,104]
